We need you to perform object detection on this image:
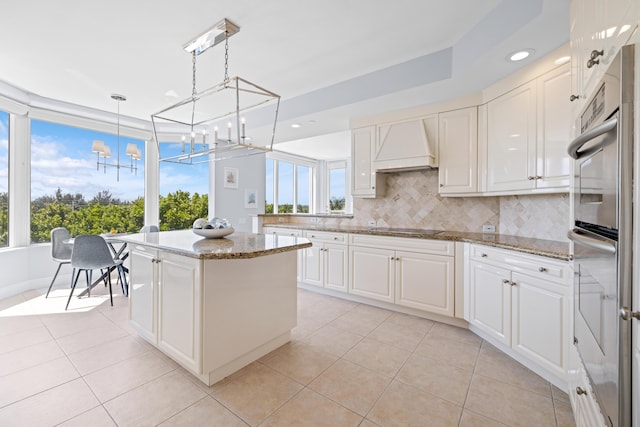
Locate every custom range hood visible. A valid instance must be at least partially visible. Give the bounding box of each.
[373,116,438,172]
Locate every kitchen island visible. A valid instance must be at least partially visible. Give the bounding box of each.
[119,230,311,385]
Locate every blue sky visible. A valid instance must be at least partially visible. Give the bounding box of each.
[25,120,208,201]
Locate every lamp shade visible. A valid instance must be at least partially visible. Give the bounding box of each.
[91,140,105,153]
[126,143,138,156]
[102,145,112,158]
[133,148,142,160]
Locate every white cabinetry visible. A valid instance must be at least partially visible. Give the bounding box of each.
[263,227,303,283]
[351,126,385,198]
[487,81,537,192]
[535,65,572,189]
[129,245,158,344]
[467,245,571,379]
[302,231,348,292]
[486,65,571,193]
[438,107,478,194]
[570,0,637,110]
[349,234,455,316]
[129,246,202,373]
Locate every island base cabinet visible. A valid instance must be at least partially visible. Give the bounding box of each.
[129,247,298,386]
[129,246,158,345]
[201,251,297,384]
[157,252,202,374]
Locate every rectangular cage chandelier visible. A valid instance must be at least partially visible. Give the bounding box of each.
[151,18,280,164]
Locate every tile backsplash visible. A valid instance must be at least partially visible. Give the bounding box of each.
[264,169,570,242]
[351,170,499,232]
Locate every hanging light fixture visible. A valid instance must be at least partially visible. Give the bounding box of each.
[151,18,280,164]
[92,94,141,181]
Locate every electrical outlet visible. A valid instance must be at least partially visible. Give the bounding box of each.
[367,220,377,227]
[278,217,285,223]
[310,217,318,223]
[482,225,496,233]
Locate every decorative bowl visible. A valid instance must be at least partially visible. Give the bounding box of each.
[192,227,234,239]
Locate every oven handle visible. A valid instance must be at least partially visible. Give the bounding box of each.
[567,117,618,159]
[567,228,616,254]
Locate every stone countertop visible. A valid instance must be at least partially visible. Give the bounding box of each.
[262,224,572,261]
[118,229,311,260]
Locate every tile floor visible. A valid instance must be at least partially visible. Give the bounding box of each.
[0,284,576,426]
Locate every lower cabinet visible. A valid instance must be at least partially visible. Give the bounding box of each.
[349,234,455,317]
[129,245,202,373]
[302,231,348,292]
[568,345,608,427]
[467,244,571,379]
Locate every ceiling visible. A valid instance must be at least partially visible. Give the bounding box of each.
[1,0,568,158]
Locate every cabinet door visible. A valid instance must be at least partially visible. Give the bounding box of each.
[158,252,202,373]
[511,272,568,377]
[129,247,157,344]
[395,251,455,317]
[487,81,537,192]
[324,243,349,293]
[438,107,478,194]
[351,126,384,198]
[302,244,323,288]
[468,261,511,346]
[536,65,572,189]
[349,246,394,303]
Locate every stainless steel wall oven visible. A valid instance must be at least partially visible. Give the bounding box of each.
[567,45,634,427]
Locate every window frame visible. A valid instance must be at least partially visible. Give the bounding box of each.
[266,152,316,214]
[326,160,351,214]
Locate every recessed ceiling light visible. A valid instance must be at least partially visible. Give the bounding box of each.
[291,123,302,128]
[507,49,535,62]
[307,120,317,125]
[554,56,571,65]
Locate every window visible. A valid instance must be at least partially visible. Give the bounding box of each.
[158,142,209,230]
[30,120,145,242]
[327,160,348,213]
[0,111,8,247]
[265,154,314,214]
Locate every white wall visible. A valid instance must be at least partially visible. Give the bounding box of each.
[213,153,266,232]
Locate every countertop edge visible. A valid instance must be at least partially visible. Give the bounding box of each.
[262,224,572,261]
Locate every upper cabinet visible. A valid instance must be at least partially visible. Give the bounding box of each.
[486,64,571,194]
[438,107,478,194]
[487,81,538,192]
[351,126,385,198]
[570,0,638,112]
[374,115,438,172]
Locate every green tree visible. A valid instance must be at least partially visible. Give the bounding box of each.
[329,197,345,212]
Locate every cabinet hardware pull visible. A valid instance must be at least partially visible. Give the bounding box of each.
[371,186,375,189]
[569,94,579,102]
[390,256,395,260]
[527,176,535,180]
[502,279,510,284]
[590,49,604,60]
[587,58,600,68]
[439,183,444,187]
[538,267,547,272]
[576,387,588,396]
[311,235,316,238]
[481,253,488,258]
[620,307,640,321]
[334,237,338,240]
[510,281,517,286]
[535,176,542,180]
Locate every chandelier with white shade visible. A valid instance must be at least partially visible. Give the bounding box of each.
[91,94,141,181]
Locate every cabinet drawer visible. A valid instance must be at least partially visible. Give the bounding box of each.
[470,245,569,285]
[349,233,453,256]
[303,230,347,244]
[263,227,302,237]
